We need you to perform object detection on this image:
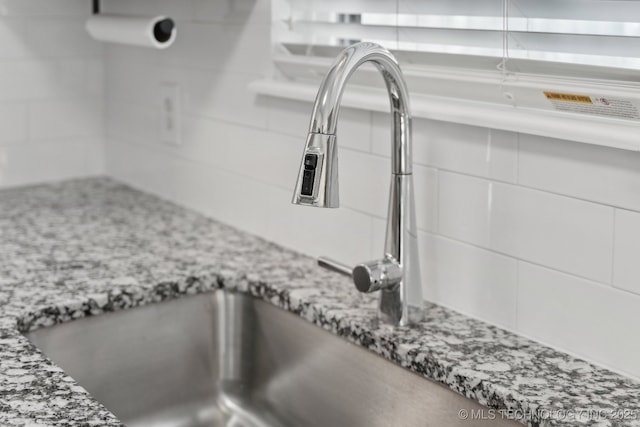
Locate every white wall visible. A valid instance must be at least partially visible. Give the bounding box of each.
[0,0,105,188]
[102,0,640,379]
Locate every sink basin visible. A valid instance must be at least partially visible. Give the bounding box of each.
[26,291,520,427]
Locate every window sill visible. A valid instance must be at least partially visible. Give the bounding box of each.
[249,78,640,152]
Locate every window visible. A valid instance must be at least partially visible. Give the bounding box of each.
[252,0,640,149]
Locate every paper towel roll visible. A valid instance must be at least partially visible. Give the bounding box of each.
[86,14,176,49]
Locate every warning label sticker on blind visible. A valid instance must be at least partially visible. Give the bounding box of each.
[544,92,592,104]
[544,91,640,120]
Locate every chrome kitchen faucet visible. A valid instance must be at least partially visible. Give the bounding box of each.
[292,42,424,326]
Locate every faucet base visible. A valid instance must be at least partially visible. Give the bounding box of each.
[379,290,424,327]
[380,173,423,326]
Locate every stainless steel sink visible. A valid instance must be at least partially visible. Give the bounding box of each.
[26,291,520,427]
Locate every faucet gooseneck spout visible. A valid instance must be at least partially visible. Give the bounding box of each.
[292,42,423,326]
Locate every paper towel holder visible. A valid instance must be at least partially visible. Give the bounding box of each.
[87,1,176,49]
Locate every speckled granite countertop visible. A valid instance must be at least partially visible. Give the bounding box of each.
[0,178,639,427]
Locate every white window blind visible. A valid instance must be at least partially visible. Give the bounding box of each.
[255,0,640,150]
[274,0,640,81]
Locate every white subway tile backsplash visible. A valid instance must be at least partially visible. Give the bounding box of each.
[266,97,314,140]
[223,124,300,190]
[517,262,640,378]
[370,217,386,261]
[84,137,105,175]
[109,107,300,194]
[30,97,102,140]
[181,114,232,163]
[162,22,228,71]
[102,0,194,20]
[185,69,268,128]
[613,209,640,295]
[85,58,104,96]
[414,165,438,233]
[0,139,90,187]
[0,0,103,186]
[339,148,389,218]
[0,59,90,101]
[0,103,28,143]
[219,24,272,75]
[107,99,158,144]
[421,232,518,329]
[104,60,162,105]
[26,18,101,59]
[108,137,233,222]
[193,0,270,25]
[0,61,47,101]
[486,129,519,182]
[438,171,491,247]
[519,134,640,211]
[106,138,168,197]
[0,19,29,59]
[266,98,313,139]
[375,220,518,328]
[1,0,89,17]
[439,172,614,282]
[108,137,372,267]
[267,98,371,153]
[373,115,518,183]
[337,108,372,153]
[491,183,614,284]
[170,158,273,239]
[267,189,374,267]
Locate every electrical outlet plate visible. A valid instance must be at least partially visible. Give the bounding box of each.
[160,83,181,146]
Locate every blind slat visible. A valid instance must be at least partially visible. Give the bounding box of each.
[292,13,640,38]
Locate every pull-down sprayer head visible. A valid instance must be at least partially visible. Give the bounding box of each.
[291,132,339,208]
[292,41,413,210]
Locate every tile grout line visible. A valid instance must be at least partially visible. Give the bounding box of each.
[610,208,617,286]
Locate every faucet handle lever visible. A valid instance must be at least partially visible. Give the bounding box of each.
[352,257,402,293]
[318,256,403,295]
[318,256,352,277]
